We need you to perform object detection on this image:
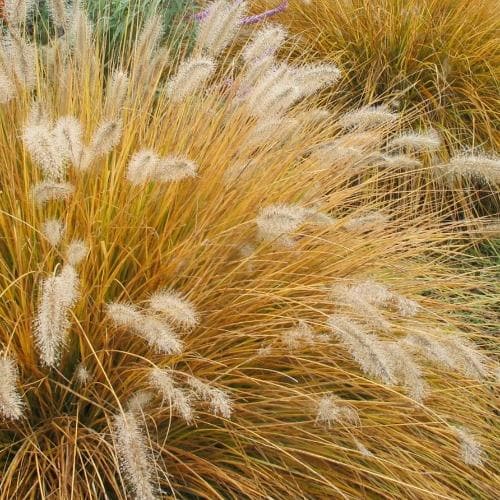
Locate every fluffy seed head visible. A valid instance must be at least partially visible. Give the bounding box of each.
[4,0,34,26]
[316,394,360,427]
[41,218,65,247]
[339,105,399,130]
[256,204,330,248]
[282,321,319,350]
[32,181,75,206]
[453,426,485,467]
[387,342,428,402]
[65,239,89,266]
[382,154,422,170]
[443,153,500,185]
[149,368,194,424]
[23,121,66,180]
[47,0,68,28]
[74,363,91,386]
[107,303,183,354]
[80,119,123,171]
[293,63,341,97]
[53,116,84,167]
[0,71,16,104]
[186,376,232,419]
[328,315,396,384]
[104,69,129,118]
[196,0,246,56]
[166,57,215,102]
[113,411,157,500]
[127,149,160,185]
[343,211,389,233]
[154,156,198,183]
[0,356,24,420]
[127,391,154,414]
[148,290,199,330]
[242,24,287,63]
[34,265,79,367]
[389,129,441,152]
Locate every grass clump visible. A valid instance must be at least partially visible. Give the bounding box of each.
[0,1,498,498]
[254,0,500,150]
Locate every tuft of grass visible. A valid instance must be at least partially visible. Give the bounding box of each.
[254,0,500,150]
[0,2,498,498]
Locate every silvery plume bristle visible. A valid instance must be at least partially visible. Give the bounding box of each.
[149,368,194,424]
[0,355,25,420]
[106,303,183,354]
[113,410,157,499]
[34,264,79,367]
[148,290,199,330]
[315,394,360,427]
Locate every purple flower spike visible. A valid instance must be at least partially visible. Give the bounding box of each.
[194,1,289,25]
[240,1,289,25]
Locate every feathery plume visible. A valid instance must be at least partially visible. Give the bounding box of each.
[242,24,287,63]
[41,218,64,247]
[242,63,300,117]
[134,14,164,65]
[148,290,199,330]
[113,411,157,500]
[403,332,456,370]
[316,394,359,427]
[296,108,331,125]
[293,63,341,98]
[196,0,246,56]
[388,129,441,152]
[47,0,68,28]
[343,211,389,233]
[246,117,299,150]
[68,2,94,54]
[442,336,488,380]
[74,363,91,386]
[310,143,365,167]
[0,356,24,420]
[281,321,324,350]
[386,342,428,402]
[65,240,88,266]
[126,149,160,185]
[166,57,215,102]
[149,368,194,424]
[339,105,398,130]
[404,331,487,380]
[382,154,422,170]
[106,303,183,354]
[327,315,396,384]
[442,153,500,185]
[453,426,485,467]
[104,69,129,118]
[186,375,232,418]
[23,120,66,180]
[0,70,16,104]
[4,0,34,26]
[53,116,84,168]
[32,181,74,206]
[34,264,79,367]
[329,283,391,331]
[80,119,123,171]
[256,203,331,248]
[1,33,35,90]
[127,391,154,414]
[349,280,420,318]
[154,156,198,183]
